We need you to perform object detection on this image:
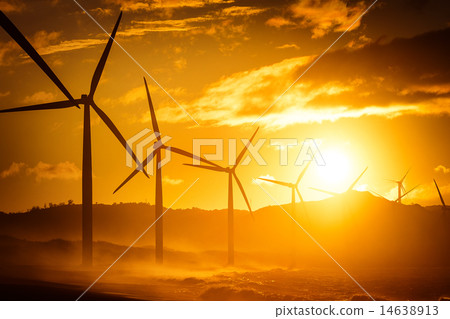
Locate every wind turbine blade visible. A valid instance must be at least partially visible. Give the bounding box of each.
[143,77,161,140]
[399,184,420,200]
[90,101,148,177]
[114,150,158,193]
[0,99,82,113]
[386,179,399,183]
[369,189,388,200]
[0,11,78,108]
[347,166,368,192]
[257,178,291,188]
[309,187,339,196]
[183,163,225,172]
[234,127,259,167]
[233,172,252,214]
[113,169,139,194]
[170,146,222,168]
[434,179,446,208]
[295,187,304,202]
[400,168,410,183]
[89,11,122,97]
[296,159,313,186]
[401,184,407,193]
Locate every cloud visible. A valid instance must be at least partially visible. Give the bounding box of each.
[13,30,107,59]
[178,55,413,127]
[288,0,367,38]
[26,161,81,181]
[0,161,81,181]
[120,6,266,36]
[265,17,295,28]
[37,39,107,56]
[221,6,265,16]
[22,91,58,105]
[105,0,234,12]
[120,17,208,36]
[276,43,300,50]
[91,7,113,16]
[174,57,187,70]
[0,162,26,178]
[162,27,450,127]
[104,0,150,11]
[0,91,10,98]
[435,165,450,174]
[149,0,234,10]
[0,40,18,66]
[118,86,146,105]
[31,30,61,51]
[163,176,183,185]
[0,0,25,12]
[346,35,372,49]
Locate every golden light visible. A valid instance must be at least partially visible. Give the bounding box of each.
[316,148,351,190]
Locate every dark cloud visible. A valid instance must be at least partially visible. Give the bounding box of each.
[303,27,450,108]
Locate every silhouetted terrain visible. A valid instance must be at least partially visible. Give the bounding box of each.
[0,191,449,300]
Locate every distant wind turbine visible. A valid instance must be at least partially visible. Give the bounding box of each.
[113,77,221,264]
[183,128,259,265]
[395,184,420,203]
[258,159,313,219]
[369,184,419,204]
[387,169,411,204]
[310,167,368,197]
[0,11,145,266]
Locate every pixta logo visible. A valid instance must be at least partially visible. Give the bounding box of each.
[126,128,172,175]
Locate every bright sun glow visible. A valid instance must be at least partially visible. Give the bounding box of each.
[317,149,351,189]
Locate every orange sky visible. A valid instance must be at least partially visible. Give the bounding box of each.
[1,0,450,212]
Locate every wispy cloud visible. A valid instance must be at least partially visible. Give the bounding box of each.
[276,43,300,50]
[0,91,10,98]
[0,161,81,181]
[435,165,450,174]
[265,17,295,28]
[105,0,234,12]
[0,0,25,13]
[27,161,81,181]
[163,176,184,185]
[37,38,107,56]
[22,91,57,105]
[266,0,367,38]
[157,28,450,128]
[0,162,26,178]
[120,6,266,36]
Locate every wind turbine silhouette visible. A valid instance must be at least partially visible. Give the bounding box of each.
[387,169,411,203]
[113,77,221,264]
[433,179,447,214]
[369,184,419,203]
[0,11,145,266]
[258,159,313,220]
[310,167,368,197]
[183,128,259,265]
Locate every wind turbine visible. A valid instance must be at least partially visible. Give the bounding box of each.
[113,77,221,264]
[387,169,410,204]
[183,128,259,265]
[258,159,313,219]
[433,179,447,213]
[0,11,144,266]
[395,184,419,203]
[310,167,368,197]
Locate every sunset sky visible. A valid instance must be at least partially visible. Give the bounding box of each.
[0,0,450,213]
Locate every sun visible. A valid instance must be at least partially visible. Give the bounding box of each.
[316,148,351,190]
